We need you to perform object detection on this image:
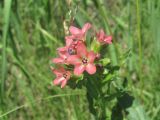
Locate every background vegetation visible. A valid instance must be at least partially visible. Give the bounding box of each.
[0,0,160,119]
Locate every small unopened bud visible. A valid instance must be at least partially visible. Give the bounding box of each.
[95,53,101,60]
[90,37,101,53]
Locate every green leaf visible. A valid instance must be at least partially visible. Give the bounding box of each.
[90,38,101,53]
[127,100,150,120]
[100,58,111,66]
[102,74,115,83]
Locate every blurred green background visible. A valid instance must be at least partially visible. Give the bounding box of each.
[0,0,160,120]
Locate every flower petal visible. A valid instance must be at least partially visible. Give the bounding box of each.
[74,64,85,75]
[51,68,61,77]
[58,67,66,73]
[53,77,65,85]
[104,36,112,44]
[52,58,64,64]
[99,29,105,36]
[65,36,73,46]
[61,79,68,88]
[87,51,96,63]
[69,26,82,35]
[96,29,105,42]
[52,67,65,77]
[82,23,91,33]
[57,47,67,52]
[58,51,68,59]
[67,55,81,65]
[86,63,96,74]
[77,43,87,57]
[66,71,71,80]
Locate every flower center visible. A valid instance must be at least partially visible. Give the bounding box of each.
[63,73,68,79]
[68,41,84,55]
[82,58,88,64]
[68,47,76,55]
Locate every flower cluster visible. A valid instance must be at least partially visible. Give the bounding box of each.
[51,23,112,88]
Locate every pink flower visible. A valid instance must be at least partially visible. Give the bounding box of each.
[69,23,91,40]
[52,36,75,64]
[51,67,71,88]
[53,36,85,64]
[67,43,97,75]
[57,36,74,52]
[58,37,83,56]
[52,50,68,64]
[96,29,112,44]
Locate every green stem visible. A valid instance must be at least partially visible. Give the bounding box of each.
[86,77,106,119]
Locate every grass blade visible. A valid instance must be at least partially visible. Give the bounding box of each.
[136,0,143,88]
[1,0,12,104]
[0,92,84,118]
